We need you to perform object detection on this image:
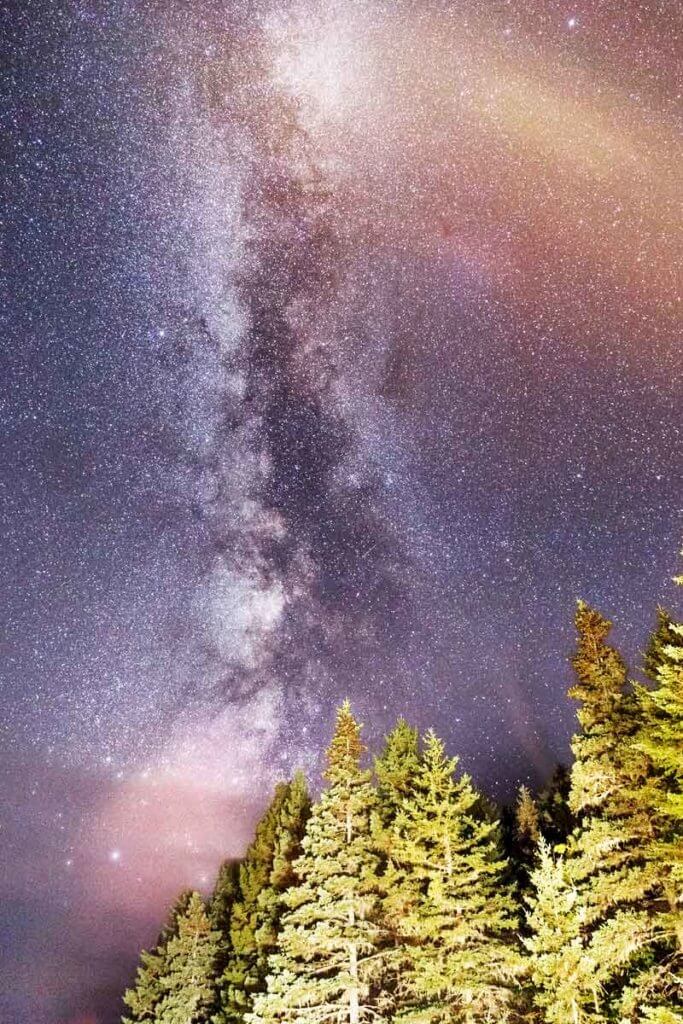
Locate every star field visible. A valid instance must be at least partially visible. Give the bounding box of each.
[0,2,681,1022]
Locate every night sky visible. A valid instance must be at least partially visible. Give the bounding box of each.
[1,1,681,1022]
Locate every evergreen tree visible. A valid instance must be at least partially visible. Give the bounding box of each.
[514,785,540,866]
[622,606,683,1022]
[122,947,168,1024]
[122,890,194,1023]
[385,730,522,1024]
[210,860,241,977]
[535,764,574,849]
[524,839,594,1024]
[527,602,662,1022]
[216,776,310,1024]
[372,719,422,1014]
[250,701,384,1024]
[569,601,666,1020]
[256,772,311,955]
[156,891,221,1023]
[636,608,683,947]
[211,861,241,935]
[374,718,421,828]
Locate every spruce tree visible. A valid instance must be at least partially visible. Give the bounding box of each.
[527,602,662,1022]
[210,860,241,977]
[374,718,421,828]
[211,860,241,935]
[570,601,666,1019]
[122,890,194,1023]
[524,839,594,1024]
[249,701,384,1024]
[514,785,540,867]
[535,764,574,849]
[372,719,422,1015]
[122,947,168,1024]
[637,608,683,946]
[215,776,310,1024]
[623,606,683,1022]
[385,730,522,1024]
[156,891,222,1024]
[256,772,311,956]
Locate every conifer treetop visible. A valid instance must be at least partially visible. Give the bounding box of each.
[570,599,627,707]
[324,699,365,783]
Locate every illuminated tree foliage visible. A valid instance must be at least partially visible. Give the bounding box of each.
[210,860,241,977]
[383,730,523,1024]
[249,701,385,1024]
[514,784,541,873]
[122,890,193,1024]
[535,764,573,848]
[215,776,311,1024]
[526,601,677,1022]
[627,606,683,1021]
[374,717,421,830]
[120,578,683,1024]
[524,838,592,1024]
[637,608,683,945]
[156,891,221,1024]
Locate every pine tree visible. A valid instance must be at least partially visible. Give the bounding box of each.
[527,602,663,1022]
[156,891,221,1024]
[211,860,241,977]
[524,839,595,1024]
[375,718,421,828]
[536,764,574,849]
[385,730,522,1024]
[256,772,311,956]
[211,861,241,935]
[514,785,540,866]
[622,606,683,1022]
[249,701,384,1024]
[215,777,310,1024]
[636,608,683,946]
[122,890,194,1023]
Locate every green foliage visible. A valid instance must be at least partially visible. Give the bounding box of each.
[524,838,596,1024]
[210,860,241,978]
[526,601,676,1023]
[250,703,384,1024]
[256,772,311,954]
[514,785,540,869]
[627,605,683,1017]
[215,776,311,1024]
[384,730,523,1024]
[119,579,683,1024]
[536,764,574,848]
[121,890,194,1023]
[211,861,240,934]
[374,717,421,828]
[639,1009,683,1024]
[325,698,366,785]
[156,891,222,1024]
[636,609,683,941]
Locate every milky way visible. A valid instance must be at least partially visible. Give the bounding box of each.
[1,2,681,1022]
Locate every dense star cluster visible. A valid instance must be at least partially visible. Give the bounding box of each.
[0,1,681,1022]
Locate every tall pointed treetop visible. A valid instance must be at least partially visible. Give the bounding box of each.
[570,600,627,711]
[375,716,420,825]
[324,699,365,783]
